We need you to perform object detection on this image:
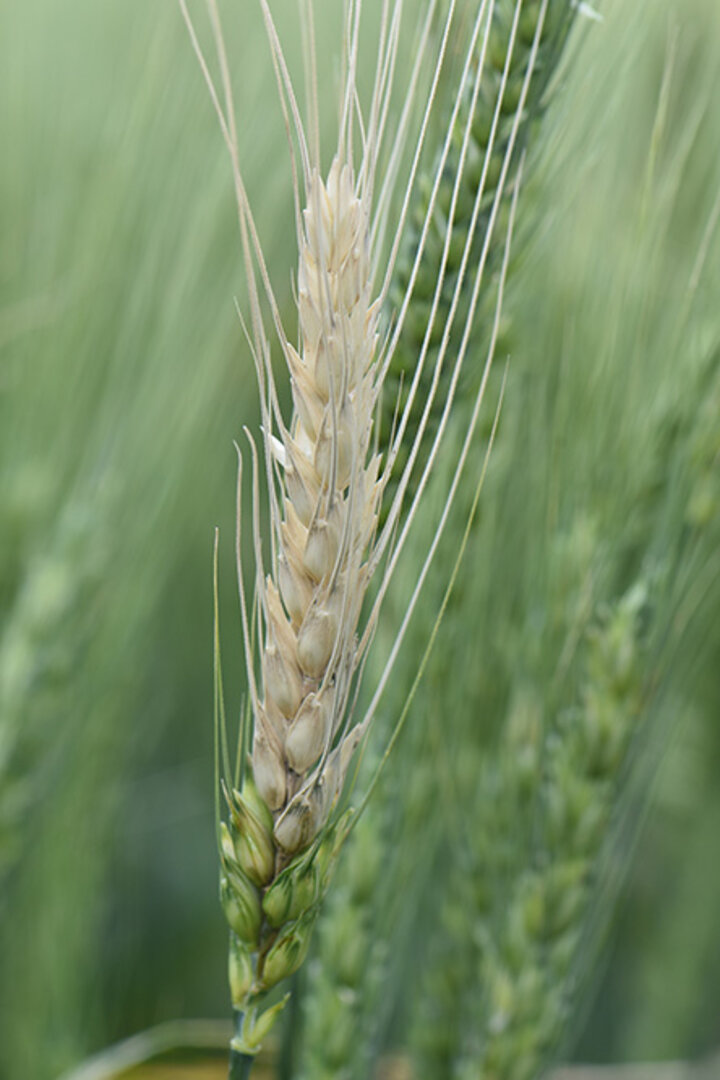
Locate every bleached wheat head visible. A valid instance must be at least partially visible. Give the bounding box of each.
[252,153,381,854]
[181,0,537,1055]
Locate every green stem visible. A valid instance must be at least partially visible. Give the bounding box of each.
[228,1010,254,1080]
[278,971,302,1080]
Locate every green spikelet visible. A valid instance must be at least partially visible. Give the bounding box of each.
[262,853,319,929]
[228,780,276,888]
[258,910,317,992]
[221,868,262,946]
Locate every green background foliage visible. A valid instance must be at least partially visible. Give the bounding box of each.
[1,1,718,1078]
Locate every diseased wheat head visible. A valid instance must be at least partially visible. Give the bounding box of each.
[252,154,381,854]
[180,0,533,1062]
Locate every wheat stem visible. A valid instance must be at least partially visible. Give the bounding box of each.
[228,1011,254,1080]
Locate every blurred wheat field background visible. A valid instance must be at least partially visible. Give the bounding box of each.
[1,1,719,1079]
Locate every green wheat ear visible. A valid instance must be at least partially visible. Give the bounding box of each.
[380,0,578,506]
[458,580,656,1080]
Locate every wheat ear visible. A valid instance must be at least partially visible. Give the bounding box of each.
[382,0,578,501]
[220,157,382,1070]
[179,0,523,1065]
